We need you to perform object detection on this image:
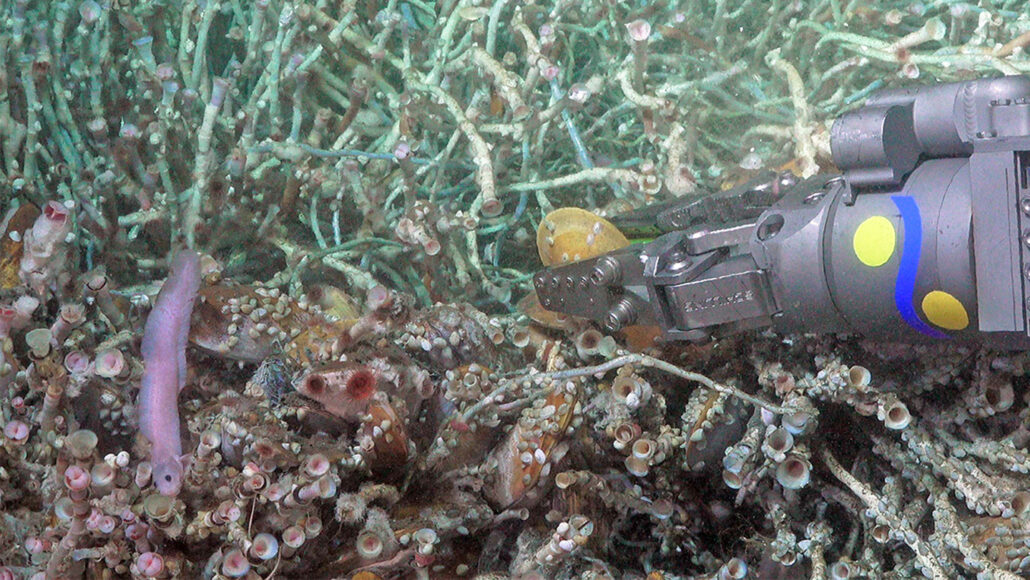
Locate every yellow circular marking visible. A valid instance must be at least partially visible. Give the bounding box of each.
[852,216,896,267]
[921,290,969,330]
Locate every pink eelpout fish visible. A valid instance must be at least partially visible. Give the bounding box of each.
[138,249,201,496]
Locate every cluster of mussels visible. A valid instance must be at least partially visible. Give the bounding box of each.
[11,200,1030,580]
[0,201,618,579]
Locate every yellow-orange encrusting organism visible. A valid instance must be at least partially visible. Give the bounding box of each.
[536,207,629,267]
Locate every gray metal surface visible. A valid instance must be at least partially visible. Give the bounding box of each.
[534,76,1030,348]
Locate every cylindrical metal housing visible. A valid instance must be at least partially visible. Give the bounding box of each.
[755,159,1030,348]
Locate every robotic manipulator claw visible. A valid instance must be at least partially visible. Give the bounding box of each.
[534,76,1030,349]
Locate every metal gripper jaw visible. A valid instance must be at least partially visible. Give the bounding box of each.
[534,245,658,333]
[534,228,776,342]
[534,171,796,342]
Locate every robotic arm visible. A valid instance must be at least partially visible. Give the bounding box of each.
[534,76,1030,348]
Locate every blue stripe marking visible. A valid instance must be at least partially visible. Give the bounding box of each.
[891,195,948,339]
